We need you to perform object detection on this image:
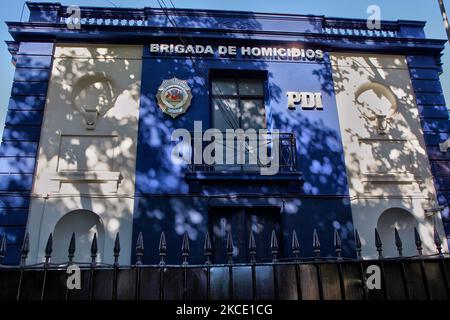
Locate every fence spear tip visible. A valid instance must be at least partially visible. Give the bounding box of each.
[433,225,443,255]
[136,231,144,252]
[313,229,320,249]
[270,230,279,250]
[394,228,403,257]
[334,229,342,248]
[374,228,382,248]
[226,232,234,264]
[204,231,212,253]
[182,232,190,254]
[0,234,6,255]
[394,228,402,247]
[249,230,256,251]
[45,233,53,257]
[159,231,166,253]
[91,233,98,256]
[292,229,300,252]
[21,232,30,255]
[114,232,121,254]
[68,232,76,255]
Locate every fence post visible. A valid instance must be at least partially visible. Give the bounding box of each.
[112,233,120,300]
[334,229,346,300]
[434,226,450,298]
[355,229,367,300]
[375,228,389,300]
[249,230,257,300]
[204,232,212,300]
[182,232,189,300]
[312,229,323,299]
[0,234,6,266]
[40,233,53,300]
[68,232,76,265]
[135,232,144,300]
[16,232,30,301]
[226,232,234,299]
[89,233,98,301]
[292,230,302,300]
[271,230,279,300]
[159,232,166,300]
[394,228,410,300]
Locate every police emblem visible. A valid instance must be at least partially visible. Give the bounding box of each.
[156,78,192,118]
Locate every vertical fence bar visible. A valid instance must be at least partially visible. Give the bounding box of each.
[16,233,29,300]
[65,233,76,301]
[334,229,346,300]
[249,230,257,300]
[355,230,367,300]
[434,226,450,298]
[415,228,431,300]
[395,229,411,300]
[89,233,98,301]
[227,232,234,300]
[375,228,389,300]
[0,234,6,266]
[313,229,324,300]
[271,230,279,300]
[40,233,53,300]
[112,233,120,300]
[182,232,189,300]
[204,232,212,300]
[292,230,302,300]
[135,232,144,300]
[159,232,166,301]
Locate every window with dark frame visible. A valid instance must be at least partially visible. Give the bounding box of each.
[210,76,267,171]
[211,77,266,131]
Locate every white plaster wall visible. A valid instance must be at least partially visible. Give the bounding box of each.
[26,44,143,264]
[331,53,448,258]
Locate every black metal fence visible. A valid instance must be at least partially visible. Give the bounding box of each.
[0,227,449,300]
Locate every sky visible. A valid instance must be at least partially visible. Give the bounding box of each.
[0,0,448,133]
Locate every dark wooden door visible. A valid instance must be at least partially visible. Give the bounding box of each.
[209,207,282,263]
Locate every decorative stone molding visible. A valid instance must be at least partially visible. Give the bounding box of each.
[354,81,398,135]
[71,73,118,130]
[50,171,122,192]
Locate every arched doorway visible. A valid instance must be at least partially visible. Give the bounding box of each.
[52,210,104,263]
[377,208,417,257]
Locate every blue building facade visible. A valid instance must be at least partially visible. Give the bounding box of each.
[0,2,449,264]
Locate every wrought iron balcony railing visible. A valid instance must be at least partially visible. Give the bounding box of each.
[186,132,298,174]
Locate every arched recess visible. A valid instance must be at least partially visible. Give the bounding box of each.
[355,81,398,134]
[377,208,417,257]
[52,209,105,263]
[71,72,117,129]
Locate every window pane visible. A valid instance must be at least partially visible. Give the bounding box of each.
[213,98,239,131]
[212,79,237,96]
[240,99,265,130]
[238,79,264,96]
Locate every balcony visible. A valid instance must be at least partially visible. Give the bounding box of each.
[184,132,303,193]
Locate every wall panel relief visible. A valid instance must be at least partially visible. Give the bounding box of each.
[331,53,448,257]
[26,45,143,264]
[71,73,118,130]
